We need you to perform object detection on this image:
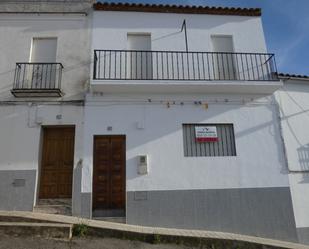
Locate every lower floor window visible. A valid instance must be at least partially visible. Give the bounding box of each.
[182,123,236,157]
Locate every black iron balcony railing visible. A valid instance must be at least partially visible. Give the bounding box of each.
[12,63,63,96]
[93,50,278,81]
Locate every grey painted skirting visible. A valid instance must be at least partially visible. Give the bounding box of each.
[80,192,92,218]
[0,170,36,211]
[297,227,309,245]
[127,187,298,243]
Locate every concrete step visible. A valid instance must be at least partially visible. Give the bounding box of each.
[0,215,59,223]
[34,205,71,216]
[0,222,72,239]
[38,198,71,206]
[34,198,72,215]
[94,217,126,224]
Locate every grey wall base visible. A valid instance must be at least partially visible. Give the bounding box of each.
[0,170,36,211]
[79,192,92,218]
[297,227,309,245]
[127,187,298,243]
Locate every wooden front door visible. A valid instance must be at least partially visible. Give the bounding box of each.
[93,136,126,211]
[39,127,75,199]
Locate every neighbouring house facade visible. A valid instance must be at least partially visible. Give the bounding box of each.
[0,0,308,245]
[276,74,309,245]
[0,0,93,215]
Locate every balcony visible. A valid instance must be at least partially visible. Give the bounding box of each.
[11,63,63,97]
[92,50,281,94]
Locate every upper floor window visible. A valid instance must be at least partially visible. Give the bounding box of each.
[28,38,59,89]
[211,35,236,80]
[127,34,152,79]
[30,37,57,63]
[127,34,151,51]
[211,35,234,53]
[12,37,62,96]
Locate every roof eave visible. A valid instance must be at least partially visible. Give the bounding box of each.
[93,2,261,17]
[278,73,309,81]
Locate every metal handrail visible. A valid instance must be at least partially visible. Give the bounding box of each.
[93,50,278,81]
[13,62,63,90]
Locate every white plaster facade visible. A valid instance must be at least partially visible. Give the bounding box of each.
[0,104,84,213]
[0,1,92,214]
[0,1,307,244]
[92,11,267,52]
[85,10,287,201]
[83,93,289,193]
[82,8,298,242]
[0,13,91,101]
[276,76,309,243]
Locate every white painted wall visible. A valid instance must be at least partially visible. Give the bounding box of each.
[92,11,267,53]
[82,93,288,194]
[0,104,84,213]
[0,13,91,101]
[0,5,91,214]
[276,79,309,229]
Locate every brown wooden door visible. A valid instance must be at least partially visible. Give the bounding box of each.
[93,136,126,211]
[39,127,75,199]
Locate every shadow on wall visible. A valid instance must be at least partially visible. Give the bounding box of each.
[298,173,309,184]
[297,145,309,183]
[279,85,309,183]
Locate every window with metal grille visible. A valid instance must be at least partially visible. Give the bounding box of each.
[182,124,236,157]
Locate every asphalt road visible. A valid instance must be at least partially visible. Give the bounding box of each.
[0,236,200,249]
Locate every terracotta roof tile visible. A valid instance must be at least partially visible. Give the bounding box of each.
[278,73,309,80]
[94,2,261,16]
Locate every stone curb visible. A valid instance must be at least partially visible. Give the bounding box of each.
[0,221,72,239]
[0,211,308,249]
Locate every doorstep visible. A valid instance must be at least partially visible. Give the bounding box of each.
[34,198,72,216]
[93,217,126,224]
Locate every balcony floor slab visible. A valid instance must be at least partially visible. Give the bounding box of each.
[91,80,282,95]
[11,89,62,98]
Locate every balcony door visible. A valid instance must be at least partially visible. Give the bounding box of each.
[211,36,236,80]
[30,38,57,89]
[127,34,152,79]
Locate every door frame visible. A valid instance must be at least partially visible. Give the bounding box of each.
[37,125,76,201]
[92,135,126,216]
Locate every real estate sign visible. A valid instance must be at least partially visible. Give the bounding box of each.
[195,126,218,142]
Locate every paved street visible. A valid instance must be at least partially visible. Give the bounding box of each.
[0,236,198,249]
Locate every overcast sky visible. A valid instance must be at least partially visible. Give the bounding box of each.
[106,0,309,75]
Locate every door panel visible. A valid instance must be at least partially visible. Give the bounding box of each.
[93,136,126,211]
[39,127,75,199]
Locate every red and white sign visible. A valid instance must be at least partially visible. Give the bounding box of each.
[195,126,218,142]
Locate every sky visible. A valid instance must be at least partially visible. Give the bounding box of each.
[105,0,309,75]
